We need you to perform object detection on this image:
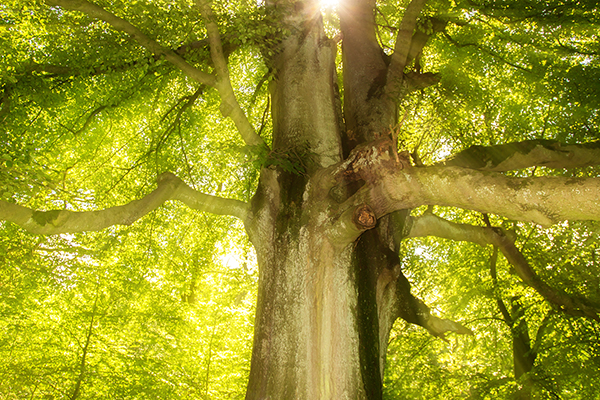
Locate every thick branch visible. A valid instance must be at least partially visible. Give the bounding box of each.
[196,0,265,147]
[170,179,250,219]
[441,140,600,171]
[403,18,447,67]
[403,71,440,92]
[414,305,473,340]
[0,173,249,235]
[368,166,600,227]
[46,0,217,87]
[397,18,446,93]
[385,0,428,98]
[331,141,599,246]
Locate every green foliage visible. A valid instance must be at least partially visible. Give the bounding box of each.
[1,0,599,398]
[384,7,600,396]
[0,207,257,399]
[1,1,266,397]
[384,209,600,399]
[396,0,600,163]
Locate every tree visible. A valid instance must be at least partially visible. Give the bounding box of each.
[1,0,599,398]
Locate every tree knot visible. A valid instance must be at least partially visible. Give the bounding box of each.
[352,204,376,230]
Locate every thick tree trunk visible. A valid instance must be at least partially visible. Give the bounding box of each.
[245,2,368,398]
[244,2,441,398]
[246,170,365,398]
[4,2,600,398]
[339,0,442,384]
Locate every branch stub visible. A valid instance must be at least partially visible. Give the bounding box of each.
[352,204,376,230]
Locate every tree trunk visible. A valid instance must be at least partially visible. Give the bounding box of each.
[246,176,365,397]
[245,1,374,397]
[3,1,600,398]
[244,1,429,398]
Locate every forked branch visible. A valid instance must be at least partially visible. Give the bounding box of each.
[0,173,249,235]
[406,212,600,320]
[47,0,265,147]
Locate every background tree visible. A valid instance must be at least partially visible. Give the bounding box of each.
[1,0,599,399]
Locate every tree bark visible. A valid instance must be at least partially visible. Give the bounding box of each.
[0,172,249,235]
[441,140,600,171]
[244,2,365,397]
[5,2,600,399]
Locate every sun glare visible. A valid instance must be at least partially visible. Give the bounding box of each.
[320,0,340,10]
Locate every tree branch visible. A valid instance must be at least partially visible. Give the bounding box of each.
[489,246,513,324]
[196,0,265,147]
[0,84,11,123]
[490,230,599,321]
[405,212,600,320]
[377,261,473,341]
[440,140,600,171]
[403,18,447,68]
[407,211,501,246]
[366,165,600,227]
[0,172,249,235]
[170,176,250,219]
[329,138,600,245]
[531,310,554,357]
[19,37,238,81]
[385,0,428,98]
[443,32,532,73]
[394,18,446,93]
[46,0,217,87]
[70,288,99,400]
[403,71,441,92]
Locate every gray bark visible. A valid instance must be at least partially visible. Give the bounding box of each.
[441,140,600,171]
[244,2,365,397]
[3,2,599,399]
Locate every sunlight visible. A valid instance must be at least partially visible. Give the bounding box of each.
[320,0,340,10]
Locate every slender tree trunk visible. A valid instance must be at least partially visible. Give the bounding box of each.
[491,248,536,400]
[70,290,98,400]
